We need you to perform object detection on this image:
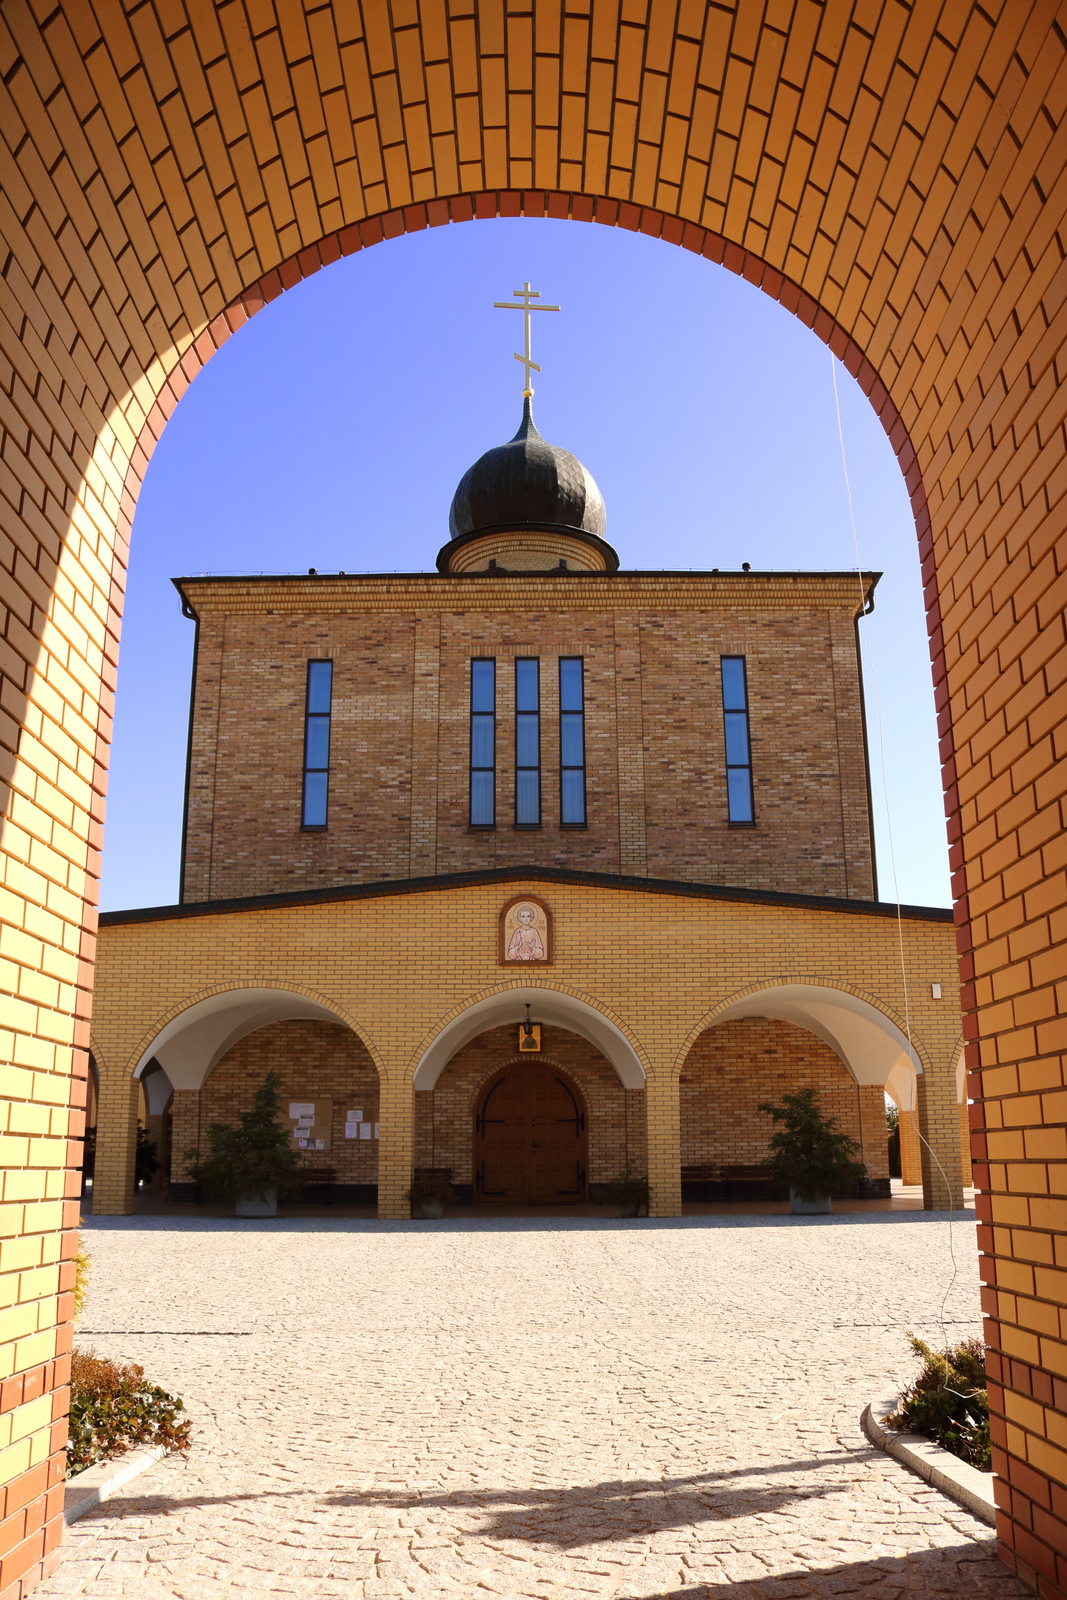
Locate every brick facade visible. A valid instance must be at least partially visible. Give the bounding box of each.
[6,3,1067,1589]
[680,1018,889,1185]
[414,1023,647,1190]
[88,871,963,1228]
[182,1021,381,1190]
[178,575,876,906]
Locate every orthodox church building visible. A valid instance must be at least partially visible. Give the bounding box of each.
[89,315,966,1217]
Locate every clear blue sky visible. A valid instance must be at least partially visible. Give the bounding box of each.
[100,216,951,912]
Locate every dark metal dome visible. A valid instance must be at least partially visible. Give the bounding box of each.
[447,400,608,544]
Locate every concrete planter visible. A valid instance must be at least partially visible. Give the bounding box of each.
[235,1186,278,1218]
[416,1198,445,1219]
[790,1189,831,1214]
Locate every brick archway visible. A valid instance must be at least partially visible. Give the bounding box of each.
[4,4,1067,1590]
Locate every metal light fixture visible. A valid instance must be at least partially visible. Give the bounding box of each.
[518,1002,542,1052]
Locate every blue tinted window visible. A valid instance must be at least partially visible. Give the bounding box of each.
[470,717,495,769]
[559,657,583,712]
[304,716,330,770]
[301,660,332,828]
[560,714,584,768]
[471,659,495,713]
[516,770,540,825]
[470,660,496,826]
[470,770,494,827]
[302,770,328,828]
[720,656,747,712]
[514,659,540,825]
[516,713,539,768]
[559,658,586,825]
[561,769,586,826]
[723,711,750,766]
[306,659,333,714]
[727,768,754,824]
[720,657,754,824]
[515,658,539,713]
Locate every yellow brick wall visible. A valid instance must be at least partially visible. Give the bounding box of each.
[90,876,963,1226]
[8,3,1067,1587]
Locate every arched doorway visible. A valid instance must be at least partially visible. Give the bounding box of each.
[474,1061,588,1206]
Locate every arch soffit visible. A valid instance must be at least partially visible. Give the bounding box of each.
[126,983,383,1091]
[470,1055,590,1117]
[674,978,931,1089]
[411,981,649,1091]
[121,195,927,584]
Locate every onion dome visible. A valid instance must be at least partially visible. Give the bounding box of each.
[437,400,618,574]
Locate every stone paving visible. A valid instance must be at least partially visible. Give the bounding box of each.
[40,1212,1027,1600]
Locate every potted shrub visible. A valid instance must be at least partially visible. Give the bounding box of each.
[758,1086,866,1214]
[407,1172,456,1219]
[601,1166,650,1217]
[184,1071,308,1217]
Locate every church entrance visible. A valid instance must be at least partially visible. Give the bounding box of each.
[474,1063,588,1205]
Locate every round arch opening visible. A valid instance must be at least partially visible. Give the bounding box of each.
[474,1059,588,1206]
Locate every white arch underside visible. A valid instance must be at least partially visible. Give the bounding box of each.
[711,984,922,1105]
[134,989,348,1091]
[413,989,646,1090]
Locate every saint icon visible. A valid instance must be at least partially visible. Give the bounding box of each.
[508,904,545,961]
[501,898,551,964]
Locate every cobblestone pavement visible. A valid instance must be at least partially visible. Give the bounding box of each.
[41,1213,1025,1600]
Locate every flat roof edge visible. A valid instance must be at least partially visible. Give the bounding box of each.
[98,865,953,927]
[174,570,883,584]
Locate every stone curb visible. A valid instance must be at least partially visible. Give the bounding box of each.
[64,1445,166,1525]
[861,1392,996,1526]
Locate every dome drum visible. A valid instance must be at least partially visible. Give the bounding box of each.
[439,526,614,574]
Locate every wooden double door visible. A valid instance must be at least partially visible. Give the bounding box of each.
[475,1063,588,1204]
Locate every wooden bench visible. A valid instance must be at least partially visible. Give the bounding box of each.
[681,1164,781,1200]
[299,1167,337,1204]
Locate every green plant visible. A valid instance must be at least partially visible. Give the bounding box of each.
[135,1122,160,1187]
[884,1334,990,1471]
[406,1172,457,1207]
[73,1238,90,1320]
[67,1347,192,1477]
[758,1086,867,1202]
[184,1071,308,1203]
[600,1167,650,1213]
[886,1099,902,1179]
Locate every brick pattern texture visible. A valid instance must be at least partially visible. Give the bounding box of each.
[183,1022,380,1188]
[681,1018,889,1183]
[178,578,876,905]
[3,2,1067,1590]
[414,1023,647,1188]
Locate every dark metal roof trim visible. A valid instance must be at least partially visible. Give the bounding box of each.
[99,864,953,927]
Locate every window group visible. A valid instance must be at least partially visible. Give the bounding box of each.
[300,652,754,830]
[469,657,587,829]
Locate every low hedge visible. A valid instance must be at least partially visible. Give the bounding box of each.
[67,1348,192,1478]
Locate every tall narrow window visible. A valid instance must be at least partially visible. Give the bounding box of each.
[302,659,333,828]
[515,658,541,826]
[720,656,754,823]
[470,659,496,827]
[559,657,586,826]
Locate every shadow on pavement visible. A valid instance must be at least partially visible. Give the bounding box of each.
[81,1210,977,1234]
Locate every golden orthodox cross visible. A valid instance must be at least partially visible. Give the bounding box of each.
[493,282,560,396]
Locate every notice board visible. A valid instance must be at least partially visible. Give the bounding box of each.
[286,1098,333,1153]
